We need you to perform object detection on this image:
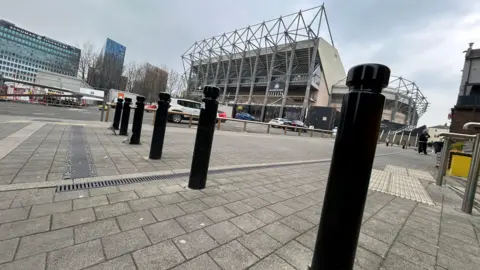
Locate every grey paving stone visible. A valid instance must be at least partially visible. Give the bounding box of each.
[118,183,145,192]
[0,238,19,264]
[128,197,161,212]
[74,218,120,244]
[73,195,109,210]
[200,195,229,207]
[46,239,104,270]
[276,240,313,269]
[296,228,317,250]
[176,212,213,232]
[52,208,96,230]
[401,224,438,244]
[30,200,72,218]
[160,185,185,194]
[396,232,439,256]
[177,199,210,214]
[0,216,50,240]
[279,215,314,233]
[0,207,29,224]
[354,246,383,269]
[258,193,284,204]
[230,213,266,233]
[238,229,282,258]
[250,208,283,224]
[172,253,220,270]
[94,202,132,220]
[173,229,218,259]
[54,190,89,202]
[262,222,300,244]
[0,253,46,270]
[202,206,236,223]
[242,197,270,209]
[101,228,151,259]
[219,191,246,202]
[390,241,436,269]
[135,187,164,198]
[88,186,120,197]
[267,203,297,217]
[84,254,136,270]
[295,209,321,224]
[156,193,186,205]
[16,228,74,259]
[143,219,186,244]
[116,210,156,231]
[249,254,295,270]
[133,240,185,270]
[357,232,390,258]
[107,191,139,204]
[382,253,426,270]
[224,201,255,215]
[361,218,402,244]
[10,189,55,208]
[204,220,245,244]
[150,205,186,221]
[208,240,258,270]
[178,190,206,200]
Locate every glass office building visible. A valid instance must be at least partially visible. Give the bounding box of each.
[0,20,80,82]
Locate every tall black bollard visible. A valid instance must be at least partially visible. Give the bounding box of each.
[149,93,171,159]
[112,98,124,130]
[119,98,132,136]
[188,86,220,190]
[309,64,390,270]
[130,96,146,145]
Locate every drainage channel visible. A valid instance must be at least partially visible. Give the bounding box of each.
[63,125,97,180]
[56,160,322,192]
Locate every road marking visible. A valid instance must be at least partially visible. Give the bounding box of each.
[0,122,46,160]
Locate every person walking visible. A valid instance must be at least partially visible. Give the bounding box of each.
[418,130,430,155]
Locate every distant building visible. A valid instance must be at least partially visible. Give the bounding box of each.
[130,63,168,101]
[0,19,81,82]
[450,43,480,134]
[428,125,449,142]
[88,38,126,90]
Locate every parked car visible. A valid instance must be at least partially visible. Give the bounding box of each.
[166,98,227,123]
[145,104,157,112]
[291,120,308,132]
[235,113,256,121]
[268,118,288,128]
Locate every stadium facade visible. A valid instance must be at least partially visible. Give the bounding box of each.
[181,5,428,126]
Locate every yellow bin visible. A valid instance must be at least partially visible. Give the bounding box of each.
[448,152,472,178]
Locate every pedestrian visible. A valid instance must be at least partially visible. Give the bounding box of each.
[418,130,430,155]
[386,137,390,147]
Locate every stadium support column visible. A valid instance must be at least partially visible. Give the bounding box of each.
[405,97,412,125]
[203,51,213,87]
[186,63,194,95]
[391,93,398,122]
[234,51,246,104]
[222,57,232,103]
[279,43,296,118]
[213,54,222,87]
[301,39,320,121]
[260,47,278,122]
[193,59,203,93]
[247,52,260,105]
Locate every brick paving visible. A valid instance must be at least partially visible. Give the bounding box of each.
[1,120,479,269]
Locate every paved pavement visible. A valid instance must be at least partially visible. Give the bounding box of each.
[1,118,479,269]
[0,151,477,269]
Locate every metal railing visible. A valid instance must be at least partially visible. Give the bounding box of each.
[461,122,480,213]
[152,110,334,138]
[436,132,475,187]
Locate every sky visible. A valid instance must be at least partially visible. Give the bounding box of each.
[2,0,480,126]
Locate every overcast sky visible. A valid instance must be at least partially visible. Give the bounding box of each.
[2,0,479,126]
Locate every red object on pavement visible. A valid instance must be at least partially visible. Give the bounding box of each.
[217,111,227,118]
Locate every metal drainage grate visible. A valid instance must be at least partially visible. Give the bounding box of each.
[63,126,97,180]
[55,160,325,193]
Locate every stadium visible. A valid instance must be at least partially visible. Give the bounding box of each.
[181,5,428,130]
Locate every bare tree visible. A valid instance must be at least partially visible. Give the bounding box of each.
[77,41,97,81]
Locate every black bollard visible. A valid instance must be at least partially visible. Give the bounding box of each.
[119,98,132,136]
[130,96,146,145]
[149,93,171,159]
[309,64,390,270]
[188,86,220,190]
[112,98,124,130]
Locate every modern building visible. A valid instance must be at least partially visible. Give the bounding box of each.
[331,75,428,128]
[0,19,81,82]
[88,38,126,90]
[450,43,480,134]
[181,6,345,122]
[129,63,168,101]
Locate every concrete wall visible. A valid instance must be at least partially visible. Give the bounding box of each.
[317,38,346,100]
[36,71,90,93]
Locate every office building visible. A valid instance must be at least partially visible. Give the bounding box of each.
[0,19,81,82]
[88,38,126,90]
